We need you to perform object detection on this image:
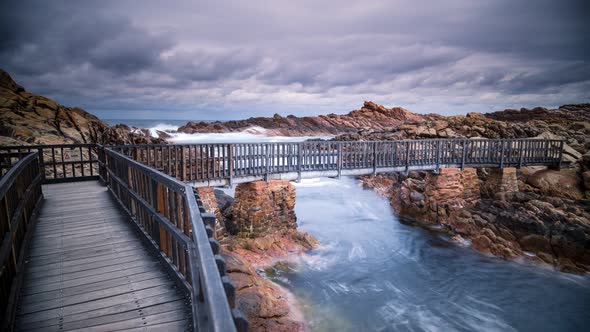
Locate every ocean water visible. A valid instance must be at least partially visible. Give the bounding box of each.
[103,119,197,128]
[103,118,333,143]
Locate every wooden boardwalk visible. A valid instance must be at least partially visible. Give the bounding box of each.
[14,181,191,332]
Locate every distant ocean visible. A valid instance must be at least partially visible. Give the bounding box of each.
[102,119,332,143]
[103,119,206,128]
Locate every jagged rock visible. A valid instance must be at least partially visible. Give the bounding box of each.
[0,68,165,146]
[361,169,590,273]
[178,101,424,136]
[583,171,590,199]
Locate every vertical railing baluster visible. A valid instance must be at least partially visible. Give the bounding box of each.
[461,140,466,170]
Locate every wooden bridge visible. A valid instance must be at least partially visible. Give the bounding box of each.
[0,138,565,331]
[110,138,565,187]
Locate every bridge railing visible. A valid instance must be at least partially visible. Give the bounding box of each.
[0,152,43,329]
[112,138,565,185]
[0,144,99,183]
[100,147,246,332]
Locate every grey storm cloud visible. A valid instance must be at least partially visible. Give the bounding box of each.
[0,0,588,119]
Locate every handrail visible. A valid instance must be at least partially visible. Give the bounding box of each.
[111,138,566,187]
[0,144,99,183]
[0,152,44,330]
[100,147,244,332]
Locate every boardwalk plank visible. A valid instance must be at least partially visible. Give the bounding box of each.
[19,300,187,332]
[19,270,165,303]
[15,181,190,331]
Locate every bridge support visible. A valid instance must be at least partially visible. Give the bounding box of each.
[423,168,481,228]
[196,187,227,238]
[479,167,518,200]
[231,180,296,238]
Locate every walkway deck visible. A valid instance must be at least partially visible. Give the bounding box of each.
[14,181,191,332]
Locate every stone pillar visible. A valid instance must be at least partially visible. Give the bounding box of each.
[195,187,226,237]
[480,167,518,200]
[424,168,481,230]
[230,180,296,238]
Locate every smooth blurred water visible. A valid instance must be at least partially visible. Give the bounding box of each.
[265,177,590,332]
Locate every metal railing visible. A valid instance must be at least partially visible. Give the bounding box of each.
[112,138,565,187]
[0,152,43,330]
[99,147,246,332]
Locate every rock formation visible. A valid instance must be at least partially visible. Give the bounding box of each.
[361,166,590,273]
[195,182,318,331]
[178,101,424,136]
[0,69,165,146]
[178,100,590,158]
[231,181,297,238]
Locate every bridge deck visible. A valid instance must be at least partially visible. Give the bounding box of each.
[14,181,191,332]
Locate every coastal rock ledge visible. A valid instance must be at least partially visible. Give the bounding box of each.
[361,166,590,273]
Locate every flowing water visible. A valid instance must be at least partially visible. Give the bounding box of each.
[263,177,590,332]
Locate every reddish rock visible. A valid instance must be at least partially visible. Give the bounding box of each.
[523,169,584,200]
[231,181,297,238]
[196,187,229,238]
[206,182,317,331]
[223,249,306,331]
[423,168,480,228]
[361,167,590,273]
[178,101,426,136]
[479,167,519,200]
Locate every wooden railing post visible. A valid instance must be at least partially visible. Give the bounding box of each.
[181,145,186,181]
[558,140,564,169]
[297,143,302,182]
[265,143,270,182]
[518,140,524,168]
[500,140,505,168]
[405,142,410,173]
[372,142,377,175]
[543,140,549,164]
[37,148,45,181]
[461,139,467,171]
[337,143,342,179]
[228,144,234,186]
[435,140,440,173]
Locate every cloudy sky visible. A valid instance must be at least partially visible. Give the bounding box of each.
[1,0,588,120]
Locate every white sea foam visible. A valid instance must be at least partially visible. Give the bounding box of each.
[146,122,332,142]
[293,178,340,188]
[348,242,367,261]
[165,131,332,143]
[149,123,180,137]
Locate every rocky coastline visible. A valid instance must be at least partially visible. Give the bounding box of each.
[2,65,589,331]
[0,69,167,146]
[197,182,318,331]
